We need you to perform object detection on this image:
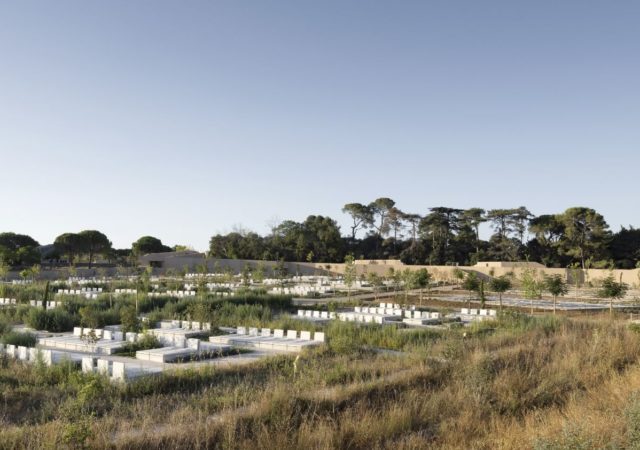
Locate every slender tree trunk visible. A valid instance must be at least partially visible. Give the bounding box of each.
[610,297,613,317]
[499,292,503,312]
[553,296,556,315]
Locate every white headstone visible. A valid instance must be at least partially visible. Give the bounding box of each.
[187,338,200,351]
[112,362,126,381]
[97,359,112,375]
[82,357,96,373]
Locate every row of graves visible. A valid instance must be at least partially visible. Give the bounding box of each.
[149,290,197,298]
[459,308,498,322]
[28,300,63,309]
[270,285,334,296]
[210,326,326,352]
[55,277,108,285]
[114,288,137,295]
[39,326,130,355]
[9,319,325,383]
[294,303,441,326]
[1,344,163,383]
[0,298,17,307]
[339,303,442,326]
[296,310,337,322]
[56,287,104,299]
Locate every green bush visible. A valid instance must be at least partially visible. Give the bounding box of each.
[0,318,11,336]
[25,308,77,332]
[1,331,36,347]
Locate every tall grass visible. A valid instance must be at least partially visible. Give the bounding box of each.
[3,312,640,449]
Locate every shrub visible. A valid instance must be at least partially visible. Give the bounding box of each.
[25,308,76,332]
[1,331,36,347]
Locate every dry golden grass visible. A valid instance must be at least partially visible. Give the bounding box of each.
[3,313,640,449]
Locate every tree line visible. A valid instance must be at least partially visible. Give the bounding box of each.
[2,198,640,270]
[0,232,179,268]
[208,198,640,269]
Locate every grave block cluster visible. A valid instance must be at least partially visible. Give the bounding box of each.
[148,290,196,298]
[337,303,415,324]
[114,289,137,295]
[136,321,225,363]
[38,326,129,354]
[81,356,162,382]
[460,308,498,321]
[56,288,100,299]
[210,326,325,352]
[296,310,336,321]
[402,310,442,326]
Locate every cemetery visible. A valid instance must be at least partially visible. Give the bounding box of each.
[1,267,640,448]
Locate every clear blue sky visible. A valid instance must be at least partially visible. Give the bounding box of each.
[1,1,638,250]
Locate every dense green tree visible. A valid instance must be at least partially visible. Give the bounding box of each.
[368,198,396,256]
[342,203,374,240]
[609,227,640,269]
[0,232,40,266]
[558,207,611,268]
[462,208,486,259]
[132,236,172,255]
[402,213,422,246]
[419,207,463,265]
[386,207,405,256]
[486,208,530,261]
[78,230,112,268]
[53,233,85,265]
[528,214,566,267]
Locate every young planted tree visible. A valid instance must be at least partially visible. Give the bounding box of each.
[401,269,414,303]
[80,306,102,345]
[343,254,356,300]
[412,268,432,306]
[598,274,629,317]
[366,272,383,301]
[29,264,40,280]
[241,263,252,287]
[120,305,140,333]
[0,259,8,281]
[543,274,568,315]
[274,259,288,294]
[253,261,265,284]
[520,268,543,314]
[568,263,583,301]
[478,280,487,308]
[461,272,480,309]
[489,275,512,312]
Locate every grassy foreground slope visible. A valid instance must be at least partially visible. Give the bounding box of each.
[3,313,640,449]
